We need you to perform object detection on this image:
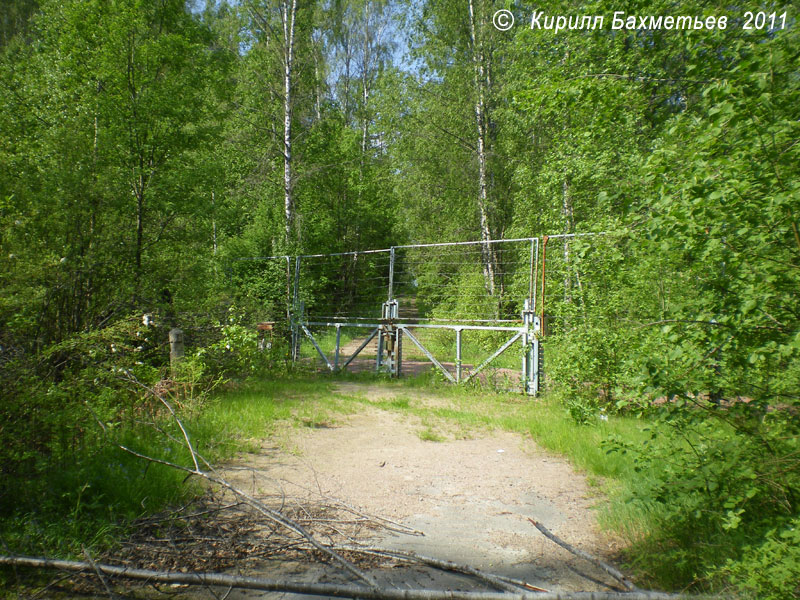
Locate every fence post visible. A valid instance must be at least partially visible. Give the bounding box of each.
[455,327,463,383]
[334,324,341,371]
[522,299,539,396]
[378,300,399,375]
[388,246,395,301]
[291,257,302,362]
[169,328,184,377]
[376,326,384,373]
[395,327,403,377]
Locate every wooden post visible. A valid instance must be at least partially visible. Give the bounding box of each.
[169,328,184,376]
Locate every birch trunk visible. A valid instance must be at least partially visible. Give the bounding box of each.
[468,0,496,296]
[562,177,573,305]
[283,0,297,245]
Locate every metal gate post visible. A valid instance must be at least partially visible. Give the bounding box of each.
[290,257,302,362]
[455,328,463,383]
[334,324,342,371]
[378,300,398,374]
[395,327,402,377]
[388,247,395,301]
[376,327,384,372]
[522,298,540,396]
[292,300,305,362]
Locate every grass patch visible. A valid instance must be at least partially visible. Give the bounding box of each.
[388,396,412,410]
[0,371,653,591]
[335,372,648,478]
[0,375,348,571]
[417,427,446,442]
[297,328,365,361]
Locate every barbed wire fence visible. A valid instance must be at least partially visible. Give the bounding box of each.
[230,234,614,395]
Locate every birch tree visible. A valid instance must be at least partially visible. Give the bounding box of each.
[392,0,509,294]
[467,0,496,295]
[0,0,222,341]
[240,0,318,250]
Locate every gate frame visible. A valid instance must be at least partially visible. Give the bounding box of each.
[234,233,601,396]
[291,237,543,395]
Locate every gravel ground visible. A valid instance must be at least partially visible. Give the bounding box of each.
[222,382,627,599]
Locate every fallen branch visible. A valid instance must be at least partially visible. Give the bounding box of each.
[326,498,426,537]
[256,461,426,537]
[88,379,376,588]
[0,555,703,600]
[527,520,636,592]
[82,548,120,600]
[340,546,545,593]
[114,441,376,587]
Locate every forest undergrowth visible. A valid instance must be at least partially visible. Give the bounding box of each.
[2,344,798,599]
[2,1,798,598]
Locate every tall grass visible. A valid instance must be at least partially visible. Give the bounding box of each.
[0,377,344,565]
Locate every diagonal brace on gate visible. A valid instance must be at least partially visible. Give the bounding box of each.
[300,325,381,372]
[341,327,379,370]
[300,325,334,371]
[463,331,523,384]
[399,327,456,383]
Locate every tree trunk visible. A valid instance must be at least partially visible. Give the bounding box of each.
[562,177,573,305]
[134,174,145,301]
[468,0,496,297]
[282,0,297,246]
[360,1,371,156]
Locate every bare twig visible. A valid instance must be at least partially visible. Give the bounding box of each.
[123,375,200,472]
[83,547,120,600]
[113,443,377,587]
[527,520,636,592]
[88,382,376,588]
[209,584,234,600]
[326,498,425,537]
[256,468,425,537]
[135,501,244,525]
[340,546,544,594]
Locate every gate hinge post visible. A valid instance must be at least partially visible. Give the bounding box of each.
[522,298,540,396]
[334,324,342,371]
[290,300,305,362]
[378,300,399,375]
[455,327,463,383]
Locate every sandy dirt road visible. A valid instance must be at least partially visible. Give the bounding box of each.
[222,382,626,598]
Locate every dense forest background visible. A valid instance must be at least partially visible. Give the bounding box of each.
[1,0,798,597]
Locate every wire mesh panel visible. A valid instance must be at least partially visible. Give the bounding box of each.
[232,238,557,393]
[399,325,525,388]
[392,239,537,322]
[296,250,392,320]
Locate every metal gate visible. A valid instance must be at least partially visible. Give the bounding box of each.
[231,234,599,395]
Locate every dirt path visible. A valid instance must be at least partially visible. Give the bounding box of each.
[223,383,624,598]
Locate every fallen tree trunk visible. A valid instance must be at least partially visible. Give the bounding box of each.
[0,554,714,600]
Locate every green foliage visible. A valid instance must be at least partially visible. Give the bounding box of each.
[195,309,269,378]
[717,517,800,600]
[605,403,800,590]
[2,0,799,597]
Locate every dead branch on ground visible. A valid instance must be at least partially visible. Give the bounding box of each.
[528,519,636,592]
[64,376,704,600]
[92,373,377,587]
[0,555,703,600]
[339,546,547,593]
